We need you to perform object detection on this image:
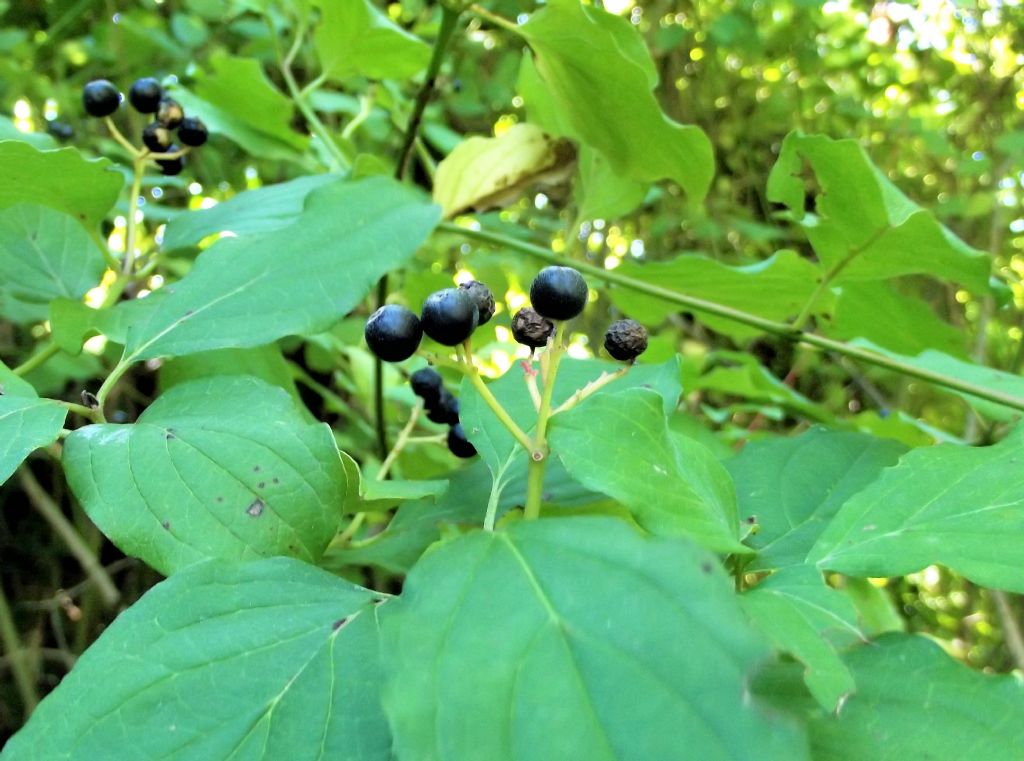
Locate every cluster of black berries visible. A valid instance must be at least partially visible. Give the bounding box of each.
[82,77,208,176]
[409,367,477,459]
[364,279,496,362]
[512,265,649,362]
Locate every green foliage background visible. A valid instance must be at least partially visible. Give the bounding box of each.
[1,0,1023,756]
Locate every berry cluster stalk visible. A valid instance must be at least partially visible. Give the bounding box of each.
[523,323,567,520]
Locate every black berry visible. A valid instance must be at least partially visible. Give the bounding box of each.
[458,280,495,325]
[156,98,184,129]
[142,122,172,153]
[447,424,477,458]
[511,308,555,349]
[427,389,459,425]
[157,146,185,176]
[128,78,163,114]
[410,367,444,407]
[604,319,648,362]
[46,121,74,142]
[178,116,208,147]
[529,266,588,321]
[82,80,121,118]
[365,304,423,362]
[420,288,478,346]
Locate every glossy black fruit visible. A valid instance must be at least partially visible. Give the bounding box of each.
[128,78,163,113]
[427,389,459,425]
[82,80,121,117]
[142,123,172,153]
[46,121,74,142]
[410,367,444,407]
[178,116,208,147]
[604,319,648,362]
[365,304,423,362]
[420,288,478,346]
[529,266,588,321]
[458,280,495,325]
[156,98,184,129]
[447,424,477,458]
[157,145,185,176]
[511,307,555,349]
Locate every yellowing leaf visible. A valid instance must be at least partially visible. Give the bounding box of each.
[432,123,576,218]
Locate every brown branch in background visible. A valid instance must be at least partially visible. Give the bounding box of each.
[992,591,1024,671]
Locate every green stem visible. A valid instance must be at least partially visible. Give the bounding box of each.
[0,581,37,717]
[378,401,422,480]
[13,341,61,377]
[470,4,521,34]
[523,324,566,520]
[440,222,1024,414]
[93,359,131,419]
[457,346,534,453]
[120,156,145,276]
[552,365,630,415]
[18,469,120,607]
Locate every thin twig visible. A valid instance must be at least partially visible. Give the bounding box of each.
[993,590,1024,671]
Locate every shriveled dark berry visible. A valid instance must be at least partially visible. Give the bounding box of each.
[529,265,588,321]
[458,280,495,325]
[511,307,555,349]
[447,424,477,458]
[157,145,185,176]
[156,98,184,129]
[410,367,444,407]
[142,122,172,152]
[128,77,163,113]
[177,116,208,147]
[426,389,459,425]
[82,80,121,117]
[420,288,478,346]
[604,319,648,362]
[365,304,423,362]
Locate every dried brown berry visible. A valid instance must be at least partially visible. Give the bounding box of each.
[603,319,648,362]
[511,308,555,349]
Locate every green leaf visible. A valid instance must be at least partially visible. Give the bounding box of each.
[0,394,66,486]
[851,339,1024,421]
[361,478,449,512]
[62,376,348,575]
[610,250,825,339]
[769,634,1024,760]
[1,557,390,761]
[0,359,36,397]
[460,356,681,478]
[0,204,106,323]
[313,0,430,81]
[549,388,745,552]
[432,123,576,218]
[0,117,56,150]
[171,54,308,160]
[49,294,165,354]
[161,174,340,251]
[0,142,122,229]
[381,517,808,761]
[122,178,439,362]
[575,145,647,221]
[809,426,1024,592]
[741,566,864,711]
[727,428,906,571]
[766,132,990,291]
[520,0,714,203]
[825,281,966,358]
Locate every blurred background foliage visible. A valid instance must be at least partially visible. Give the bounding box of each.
[0,0,1023,741]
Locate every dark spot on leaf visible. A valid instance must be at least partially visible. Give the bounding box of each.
[701,562,713,574]
[746,515,757,524]
[258,482,266,489]
[332,617,348,631]
[184,309,195,317]
[165,429,176,440]
[246,499,264,518]
[215,496,224,503]
[253,465,261,472]
[373,597,387,606]
[161,520,171,530]
[641,384,652,389]
[272,477,280,484]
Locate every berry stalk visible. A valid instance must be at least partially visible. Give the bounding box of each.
[523,323,567,520]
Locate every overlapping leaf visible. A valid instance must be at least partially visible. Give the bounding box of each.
[520,0,714,203]
[121,177,439,362]
[727,428,906,570]
[810,426,1024,591]
[549,388,744,552]
[1,558,390,761]
[381,518,808,761]
[62,376,348,575]
[313,0,429,81]
[0,366,66,486]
